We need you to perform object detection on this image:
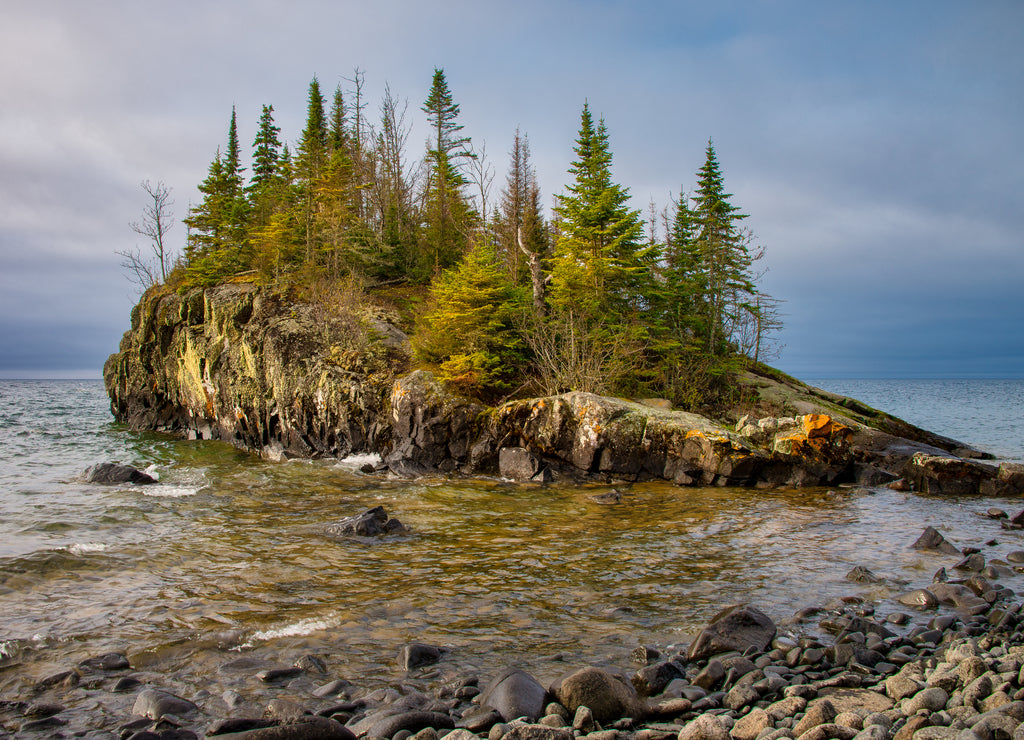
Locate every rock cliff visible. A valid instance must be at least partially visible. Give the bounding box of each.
[105,283,1023,493]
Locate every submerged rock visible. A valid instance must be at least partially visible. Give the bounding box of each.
[325,506,408,538]
[85,462,156,485]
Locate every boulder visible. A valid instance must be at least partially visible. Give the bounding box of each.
[398,643,443,670]
[678,713,731,740]
[910,527,961,556]
[551,666,645,724]
[350,710,454,739]
[904,453,1000,495]
[499,447,551,483]
[131,688,196,720]
[687,604,777,661]
[479,669,548,723]
[325,506,408,537]
[86,462,156,485]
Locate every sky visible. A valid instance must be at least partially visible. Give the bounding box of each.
[1,1,1021,380]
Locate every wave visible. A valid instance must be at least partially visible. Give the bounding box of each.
[140,484,201,498]
[335,453,382,471]
[244,614,336,646]
[65,542,108,555]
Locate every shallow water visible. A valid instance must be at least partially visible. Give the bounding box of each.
[1,379,1023,710]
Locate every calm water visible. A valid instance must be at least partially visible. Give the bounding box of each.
[1,378,1023,713]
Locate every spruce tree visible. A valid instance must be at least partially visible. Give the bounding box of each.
[250,104,281,193]
[295,77,328,265]
[420,68,476,276]
[692,140,752,355]
[550,103,651,318]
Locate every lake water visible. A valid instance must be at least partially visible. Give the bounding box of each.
[1,378,1023,716]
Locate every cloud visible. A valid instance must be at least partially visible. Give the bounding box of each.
[1,1,1021,378]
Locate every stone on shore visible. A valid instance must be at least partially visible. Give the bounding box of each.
[687,603,777,661]
[910,527,961,556]
[551,666,645,724]
[131,688,197,720]
[479,669,548,722]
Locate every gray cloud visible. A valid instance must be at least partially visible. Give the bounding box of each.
[1,0,1021,378]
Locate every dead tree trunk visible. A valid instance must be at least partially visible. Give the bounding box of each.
[518,226,549,318]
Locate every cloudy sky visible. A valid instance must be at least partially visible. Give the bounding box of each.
[1,1,1021,379]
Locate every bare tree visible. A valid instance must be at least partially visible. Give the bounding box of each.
[117,180,175,290]
[467,140,495,228]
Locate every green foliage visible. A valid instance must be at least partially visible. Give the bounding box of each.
[161,72,782,408]
[414,239,528,399]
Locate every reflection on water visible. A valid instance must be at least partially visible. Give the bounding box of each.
[2,380,1024,708]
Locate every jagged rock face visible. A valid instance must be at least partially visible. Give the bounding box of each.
[104,283,405,460]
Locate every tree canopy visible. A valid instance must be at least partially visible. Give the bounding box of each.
[149,72,780,409]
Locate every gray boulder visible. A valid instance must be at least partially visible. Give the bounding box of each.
[479,669,548,722]
[687,604,777,661]
[131,688,196,719]
[550,666,644,724]
[499,447,551,483]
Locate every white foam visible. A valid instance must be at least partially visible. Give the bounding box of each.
[246,615,334,645]
[143,464,161,481]
[336,452,382,470]
[67,542,107,555]
[141,485,200,498]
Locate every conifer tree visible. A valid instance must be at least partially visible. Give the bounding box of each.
[496,129,546,281]
[329,86,348,153]
[413,238,527,399]
[295,77,328,265]
[250,104,281,194]
[420,68,476,276]
[550,103,652,318]
[692,140,753,355]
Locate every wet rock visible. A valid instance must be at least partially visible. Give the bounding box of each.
[1006,552,1024,564]
[911,527,962,556]
[499,447,551,483]
[479,669,548,723]
[326,506,408,537]
[632,661,683,697]
[294,654,328,674]
[956,554,987,573]
[693,660,726,691]
[898,589,940,609]
[847,566,881,583]
[86,462,156,485]
[631,646,661,664]
[132,688,197,720]
[687,604,777,661]
[215,716,355,738]
[257,667,303,682]
[350,710,455,739]
[399,643,443,670]
[551,666,645,724]
[902,687,950,715]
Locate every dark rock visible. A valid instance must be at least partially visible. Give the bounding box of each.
[210,716,355,738]
[114,676,144,692]
[631,660,682,697]
[588,490,623,505]
[257,667,303,682]
[846,566,881,583]
[551,666,645,724]
[693,659,726,690]
[479,669,548,722]
[132,688,197,720]
[312,680,353,698]
[987,508,1008,519]
[955,553,986,572]
[399,643,443,670]
[294,655,328,675]
[687,604,777,661]
[1007,551,1024,564]
[456,707,503,732]
[910,527,961,556]
[630,645,661,664]
[19,715,68,732]
[325,506,408,537]
[86,462,156,485]
[349,710,454,739]
[80,651,131,670]
[499,447,550,483]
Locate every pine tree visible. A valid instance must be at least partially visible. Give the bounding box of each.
[496,129,547,281]
[250,104,281,194]
[420,68,476,276]
[692,140,753,355]
[295,77,328,265]
[328,85,348,154]
[413,238,527,399]
[550,103,652,318]
[659,189,705,343]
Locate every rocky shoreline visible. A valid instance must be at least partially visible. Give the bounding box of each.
[103,283,1024,495]
[4,520,1024,740]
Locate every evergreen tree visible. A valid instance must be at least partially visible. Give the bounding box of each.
[692,140,753,355]
[496,128,547,281]
[659,190,705,343]
[413,238,527,399]
[550,103,652,318]
[419,68,476,276]
[329,85,348,153]
[295,77,328,265]
[250,104,281,194]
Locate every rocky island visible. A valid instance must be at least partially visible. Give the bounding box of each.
[103,282,1023,496]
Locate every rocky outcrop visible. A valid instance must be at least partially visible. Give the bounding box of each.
[105,283,1019,493]
[104,282,406,460]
